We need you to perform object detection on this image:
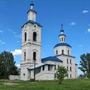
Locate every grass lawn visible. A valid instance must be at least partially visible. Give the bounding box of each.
[0,79,90,90]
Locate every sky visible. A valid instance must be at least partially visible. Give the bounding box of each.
[0,0,90,75]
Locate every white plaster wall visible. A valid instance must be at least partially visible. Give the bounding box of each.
[20,63,33,80]
[54,46,72,55]
[20,67,30,80]
[9,75,20,80]
[28,11,36,21]
[59,35,66,43]
[36,71,55,80]
[57,55,77,79]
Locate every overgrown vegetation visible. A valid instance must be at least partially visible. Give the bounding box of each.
[79,53,90,78]
[56,66,67,84]
[0,51,19,79]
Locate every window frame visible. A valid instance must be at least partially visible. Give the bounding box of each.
[24,32,27,42]
[62,50,64,54]
[33,32,37,41]
[33,52,36,61]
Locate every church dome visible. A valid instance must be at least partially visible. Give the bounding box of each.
[53,24,72,56]
[54,43,72,48]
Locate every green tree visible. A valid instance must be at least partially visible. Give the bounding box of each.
[0,51,19,79]
[79,53,90,78]
[56,66,67,84]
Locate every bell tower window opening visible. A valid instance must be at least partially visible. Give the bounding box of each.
[24,52,26,61]
[33,52,36,61]
[62,38,63,42]
[62,38,64,42]
[33,32,37,41]
[62,50,64,54]
[24,32,27,42]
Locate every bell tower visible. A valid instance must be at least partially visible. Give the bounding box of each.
[20,1,42,80]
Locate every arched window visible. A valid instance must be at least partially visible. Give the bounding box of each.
[67,59,68,64]
[33,32,37,41]
[70,59,72,64]
[68,50,69,55]
[33,52,36,61]
[24,52,26,61]
[70,67,72,71]
[24,32,27,42]
[70,74,72,78]
[62,50,64,54]
[62,38,64,42]
[56,50,58,55]
[48,65,51,71]
[42,65,45,71]
[54,65,56,70]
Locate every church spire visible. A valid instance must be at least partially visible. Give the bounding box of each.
[60,24,64,33]
[27,0,37,21]
[59,24,66,43]
[30,0,34,9]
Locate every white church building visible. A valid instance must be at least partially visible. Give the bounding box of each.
[20,2,77,81]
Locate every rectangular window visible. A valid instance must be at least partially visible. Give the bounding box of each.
[67,74,68,78]
[70,67,72,71]
[67,66,68,71]
[70,74,72,78]
[62,50,64,54]
[68,50,69,55]
[48,65,50,71]
[35,67,41,74]
[67,59,68,64]
[48,65,52,71]
[70,59,72,64]
[42,65,45,71]
[54,65,56,70]
[24,52,26,61]
[56,50,58,55]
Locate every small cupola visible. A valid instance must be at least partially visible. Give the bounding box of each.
[59,24,66,43]
[27,0,37,21]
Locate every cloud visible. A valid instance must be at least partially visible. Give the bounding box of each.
[69,22,76,26]
[78,44,83,48]
[88,28,90,32]
[82,10,89,14]
[16,64,20,68]
[11,49,22,56]
[0,40,6,45]
[0,30,3,33]
[17,41,20,43]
